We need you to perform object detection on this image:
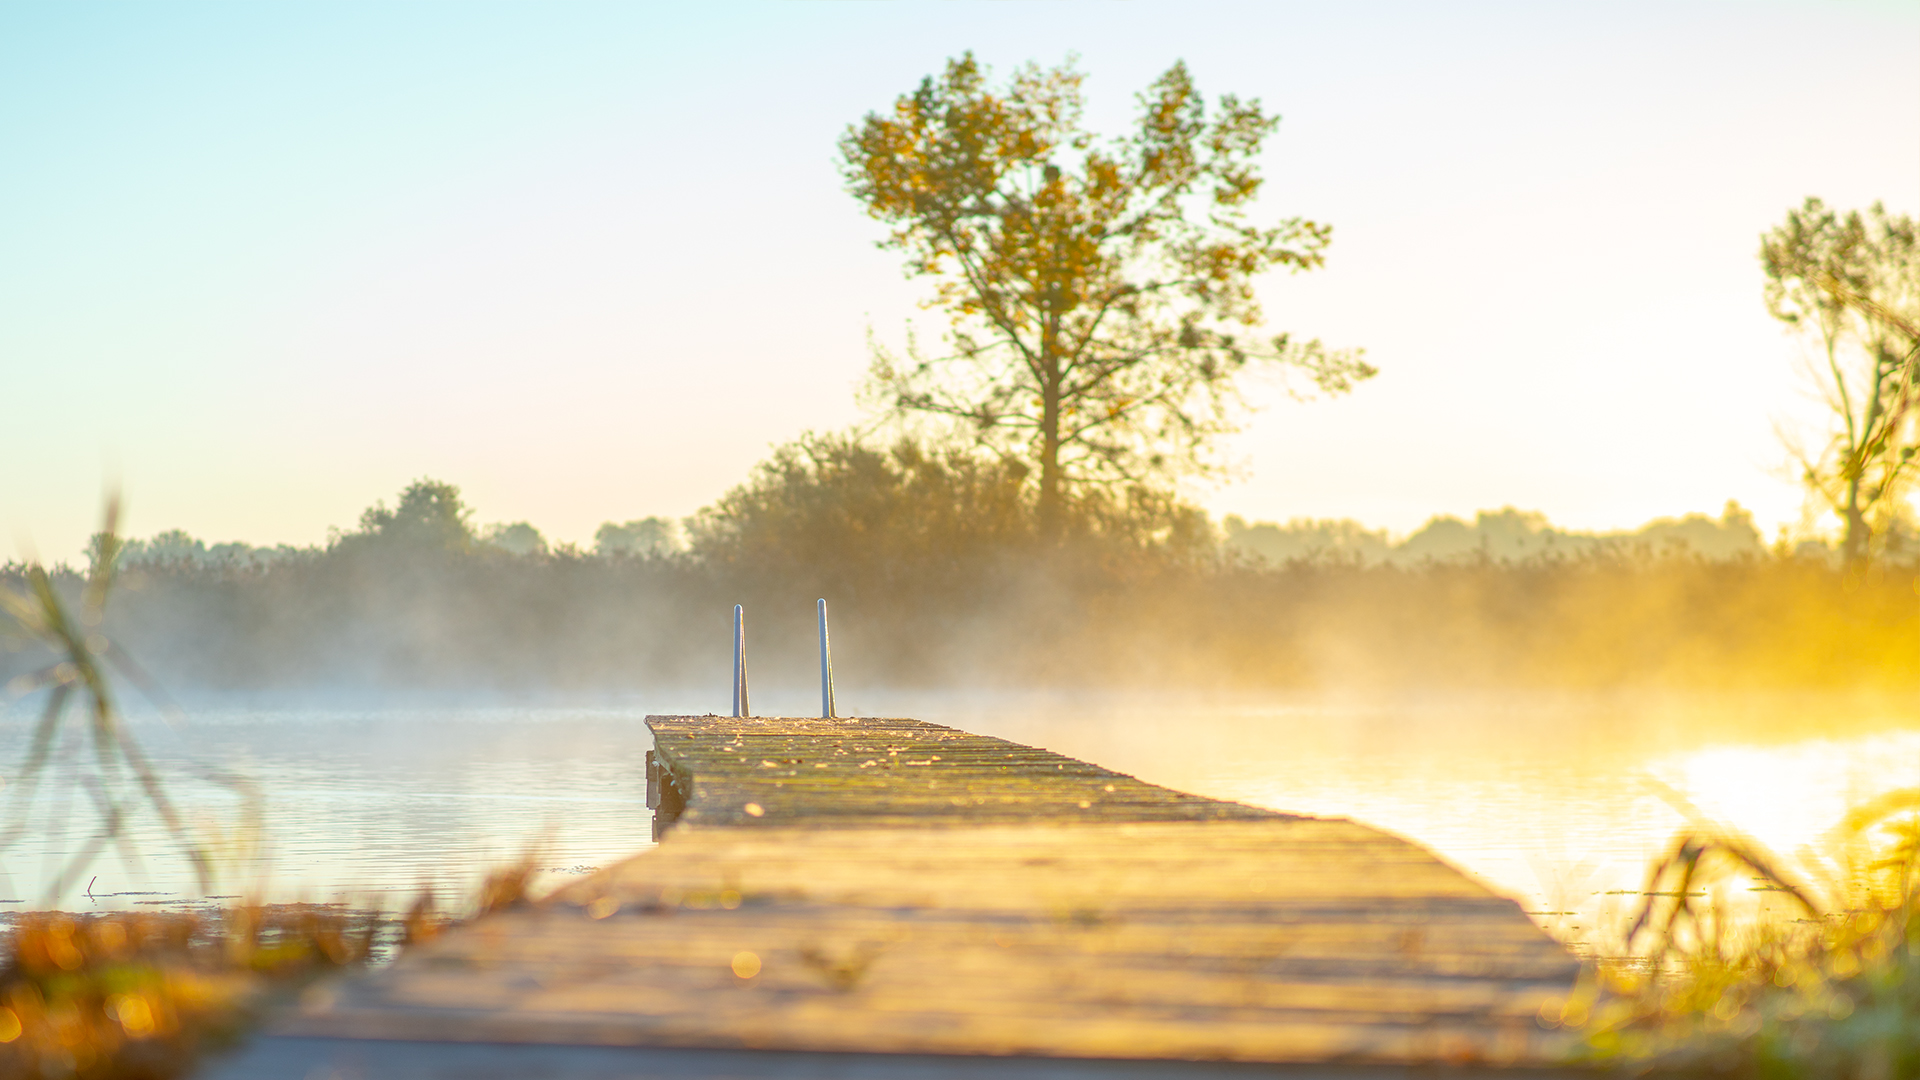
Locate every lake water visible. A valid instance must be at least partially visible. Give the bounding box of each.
[5,687,1919,948]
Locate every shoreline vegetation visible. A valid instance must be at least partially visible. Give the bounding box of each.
[4,439,1912,698]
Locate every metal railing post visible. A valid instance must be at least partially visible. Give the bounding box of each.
[732,604,750,718]
[818,598,836,719]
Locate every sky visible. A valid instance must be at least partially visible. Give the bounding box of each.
[2,1,1916,561]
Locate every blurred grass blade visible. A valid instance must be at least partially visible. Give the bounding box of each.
[0,495,215,901]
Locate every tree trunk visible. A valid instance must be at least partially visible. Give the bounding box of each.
[1841,354,1894,571]
[1036,327,1064,539]
[1038,392,1062,539]
[1842,477,1869,570]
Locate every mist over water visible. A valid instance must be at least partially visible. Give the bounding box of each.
[8,686,1918,952]
[898,690,1920,947]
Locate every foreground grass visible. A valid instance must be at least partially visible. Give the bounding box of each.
[0,863,530,1080]
[1574,807,1920,1078]
[1581,906,1920,1077]
[0,905,376,1079]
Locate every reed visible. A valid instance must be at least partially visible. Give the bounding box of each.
[0,500,225,904]
[1574,790,1920,1076]
[0,501,504,1077]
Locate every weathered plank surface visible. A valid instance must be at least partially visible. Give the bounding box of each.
[647,714,1287,829]
[232,716,1584,1076]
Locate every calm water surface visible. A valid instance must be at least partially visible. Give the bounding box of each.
[5,689,1919,945]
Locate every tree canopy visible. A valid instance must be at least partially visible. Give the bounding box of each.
[841,53,1372,534]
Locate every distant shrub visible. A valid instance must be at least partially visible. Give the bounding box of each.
[593,517,681,558]
[479,522,548,557]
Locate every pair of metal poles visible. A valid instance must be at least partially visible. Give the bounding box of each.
[731,599,835,719]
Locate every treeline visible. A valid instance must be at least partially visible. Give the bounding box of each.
[1222,503,1770,566]
[6,436,1916,695]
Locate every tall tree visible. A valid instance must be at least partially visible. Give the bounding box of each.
[1763,198,1920,567]
[841,54,1373,535]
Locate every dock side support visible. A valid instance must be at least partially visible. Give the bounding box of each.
[732,604,750,718]
[645,748,689,840]
[818,598,836,719]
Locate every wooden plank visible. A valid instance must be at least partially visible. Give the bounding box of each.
[648,716,1282,828]
[261,716,1585,1072]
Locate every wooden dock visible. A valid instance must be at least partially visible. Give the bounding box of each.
[205,715,1585,1078]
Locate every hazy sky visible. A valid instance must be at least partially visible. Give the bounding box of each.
[4,1,1916,560]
